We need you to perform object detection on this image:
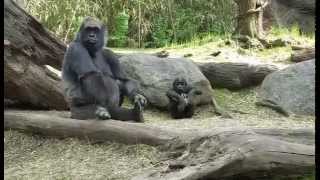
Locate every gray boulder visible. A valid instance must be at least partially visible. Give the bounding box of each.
[257,60,315,116]
[119,54,214,109]
[269,0,315,33]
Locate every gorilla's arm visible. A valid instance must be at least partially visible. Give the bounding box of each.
[103,49,128,81]
[167,89,187,112]
[64,43,101,79]
[166,89,181,102]
[166,90,187,105]
[103,49,147,106]
[80,73,116,107]
[63,43,110,106]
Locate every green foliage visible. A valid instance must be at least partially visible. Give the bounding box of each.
[268,23,314,40]
[146,16,171,48]
[109,11,129,47]
[145,0,237,47]
[24,0,236,47]
[25,0,105,43]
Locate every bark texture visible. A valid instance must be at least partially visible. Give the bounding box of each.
[234,0,260,38]
[4,0,68,110]
[198,62,278,90]
[291,46,315,63]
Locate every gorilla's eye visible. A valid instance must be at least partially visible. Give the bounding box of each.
[85,27,100,35]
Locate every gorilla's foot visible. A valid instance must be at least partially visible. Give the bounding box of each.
[133,101,144,123]
[95,106,111,120]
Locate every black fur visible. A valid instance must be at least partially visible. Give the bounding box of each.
[166,77,202,119]
[62,17,146,122]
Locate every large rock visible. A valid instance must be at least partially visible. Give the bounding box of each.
[119,54,214,109]
[257,60,315,116]
[268,0,315,33]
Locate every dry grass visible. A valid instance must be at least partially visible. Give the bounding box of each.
[143,87,314,130]
[4,130,160,180]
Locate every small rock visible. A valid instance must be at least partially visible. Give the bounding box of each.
[183,53,193,57]
[210,51,221,56]
[154,50,169,58]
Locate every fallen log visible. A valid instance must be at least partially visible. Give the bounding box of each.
[4,110,180,146]
[4,110,315,180]
[198,62,278,90]
[291,46,315,63]
[4,60,68,110]
[4,0,68,110]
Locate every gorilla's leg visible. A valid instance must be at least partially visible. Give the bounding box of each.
[168,102,184,119]
[121,80,147,108]
[81,73,143,122]
[117,80,125,107]
[184,104,195,118]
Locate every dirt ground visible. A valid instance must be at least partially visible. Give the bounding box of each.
[4,36,315,180]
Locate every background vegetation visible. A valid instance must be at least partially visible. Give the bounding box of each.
[24,0,237,48]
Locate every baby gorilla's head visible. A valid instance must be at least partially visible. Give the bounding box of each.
[173,77,188,94]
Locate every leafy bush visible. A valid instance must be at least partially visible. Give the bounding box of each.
[24,0,237,47]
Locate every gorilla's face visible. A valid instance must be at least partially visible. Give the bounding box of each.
[78,17,106,55]
[83,26,100,45]
[173,78,188,94]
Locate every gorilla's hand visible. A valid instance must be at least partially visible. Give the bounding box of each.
[95,106,111,120]
[133,94,147,108]
[177,102,187,112]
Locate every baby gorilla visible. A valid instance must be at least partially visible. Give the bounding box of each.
[166,77,202,119]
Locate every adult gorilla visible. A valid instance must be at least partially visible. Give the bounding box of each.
[62,17,147,122]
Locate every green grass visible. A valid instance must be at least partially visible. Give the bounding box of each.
[165,33,229,49]
[300,174,315,180]
[268,25,315,42]
[261,25,313,46]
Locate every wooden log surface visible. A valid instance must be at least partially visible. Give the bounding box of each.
[4,110,181,146]
[4,0,68,110]
[4,0,66,69]
[198,62,278,90]
[134,128,314,180]
[291,46,315,63]
[4,110,315,180]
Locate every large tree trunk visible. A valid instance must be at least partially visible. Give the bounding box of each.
[4,0,68,110]
[4,110,315,180]
[234,0,258,37]
[234,0,268,38]
[197,62,278,90]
